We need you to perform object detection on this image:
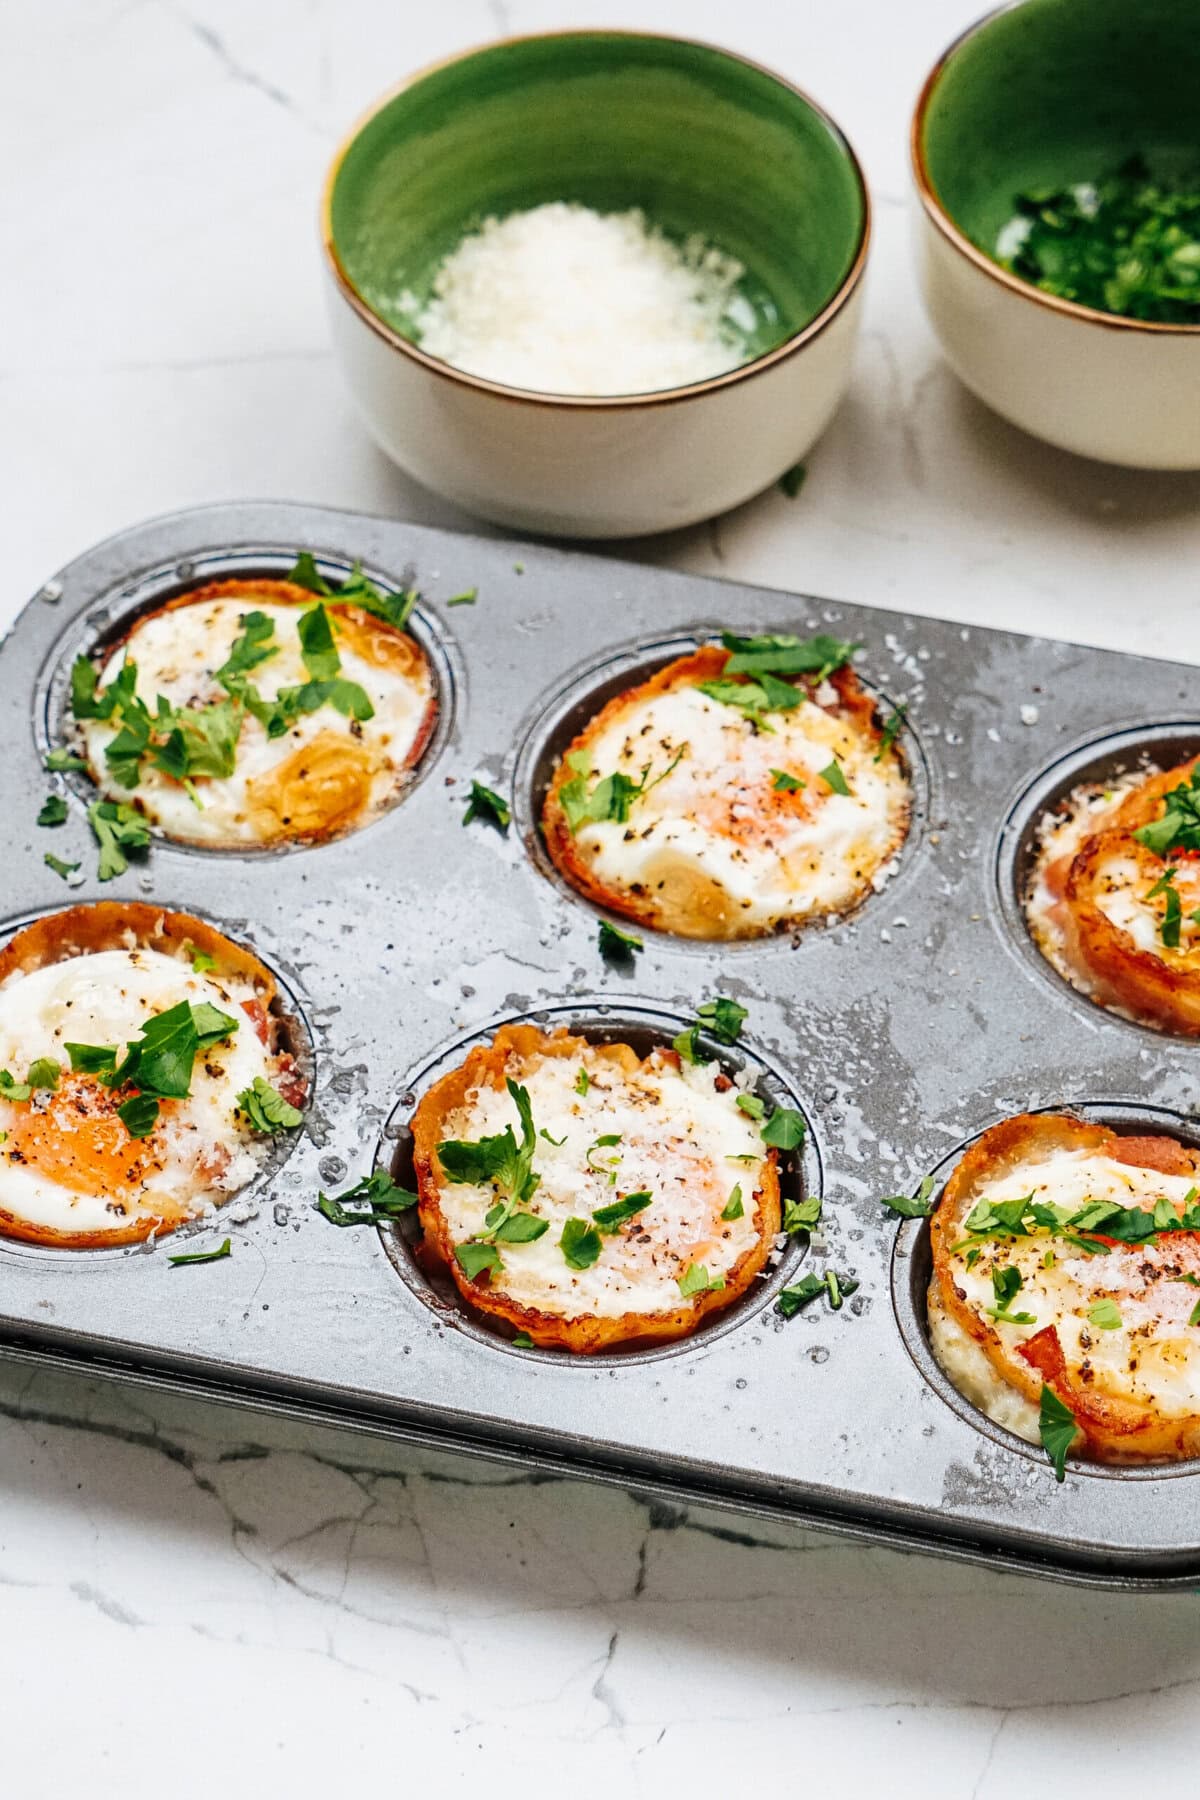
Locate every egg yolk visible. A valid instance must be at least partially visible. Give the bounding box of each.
[245,730,372,839]
[4,1074,166,1201]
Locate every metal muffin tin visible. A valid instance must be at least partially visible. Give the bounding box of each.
[4,499,1200,1591]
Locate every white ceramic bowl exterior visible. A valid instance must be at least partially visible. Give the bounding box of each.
[914,205,1200,470]
[324,273,865,538]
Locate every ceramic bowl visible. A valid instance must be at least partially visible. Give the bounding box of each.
[913,0,1200,470]
[321,31,869,538]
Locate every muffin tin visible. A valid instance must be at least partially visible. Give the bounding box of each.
[4,499,1200,1591]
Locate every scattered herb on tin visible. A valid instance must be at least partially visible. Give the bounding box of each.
[44,853,80,882]
[462,780,511,831]
[879,1176,937,1219]
[782,1194,821,1235]
[316,1170,419,1226]
[697,997,747,1044]
[88,799,151,881]
[598,919,643,959]
[37,795,68,827]
[445,588,477,606]
[1038,1384,1078,1483]
[168,1236,232,1267]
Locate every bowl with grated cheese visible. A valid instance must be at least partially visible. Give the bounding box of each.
[321,31,869,538]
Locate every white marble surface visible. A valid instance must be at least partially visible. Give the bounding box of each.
[3,0,1200,1791]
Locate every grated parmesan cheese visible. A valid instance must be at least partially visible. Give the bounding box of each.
[410,202,751,396]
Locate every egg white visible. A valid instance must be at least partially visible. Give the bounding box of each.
[569,681,908,931]
[80,599,433,845]
[930,1143,1200,1434]
[0,947,276,1236]
[432,1044,770,1320]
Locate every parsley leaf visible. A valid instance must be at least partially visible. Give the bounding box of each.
[44,747,88,772]
[316,1170,419,1226]
[215,610,277,681]
[1087,1298,1123,1330]
[574,1066,590,1097]
[237,1077,303,1133]
[446,588,477,606]
[770,768,805,792]
[559,749,683,833]
[287,552,334,596]
[986,1264,1036,1325]
[777,1273,826,1317]
[44,853,80,882]
[27,1059,59,1091]
[456,1240,503,1279]
[598,919,643,959]
[37,795,67,827]
[593,1191,651,1232]
[677,1262,725,1298]
[736,1092,766,1120]
[118,1094,160,1137]
[437,1078,539,1206]
[721,1185,745,1221]
[818,758,851,797]
[0,1071,32,1102]
[697,997,747,1044]
[512,1331,535,1347]
[168,1236,232,1267]
[874,704,907,762]
[65,1043,117,1074]
[186,944,216,974]
[291,554,418,633]
[88,800,151,881]
[1038,1385,1078,1483]
[1134,764,1200,859]
[782,1194,821,1234]
[762,1106,806,1151]
[560,1217,602,1270]
[879,1176,937,1218]
[462,780,510,831]
[720,632,859,681]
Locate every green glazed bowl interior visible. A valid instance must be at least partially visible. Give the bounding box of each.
[919,0,1200,265]
[327,32,866,391]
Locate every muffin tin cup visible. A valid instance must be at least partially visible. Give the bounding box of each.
[5,500,1200,1589]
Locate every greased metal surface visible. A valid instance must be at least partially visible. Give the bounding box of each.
[4,501,1200,1589]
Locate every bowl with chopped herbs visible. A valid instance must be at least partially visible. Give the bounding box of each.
[912,0,1200,468]
[321,30,868,536]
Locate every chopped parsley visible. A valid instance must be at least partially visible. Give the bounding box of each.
[455,1241,503,1280]
[462,780,511,831]
[1134,764,1200,859]
[43,853,80,882]
[27,1059,60,1091]
[1001,158,1200,325]
[214,610,277,681]
[512,1331,534,1347]
[88,799,151,881]
[286,552,418,633]
[1145,867,1186,949]
[697,997,747,1044]
[37,795,68,827]
[761,1106,806,1152]
[697,672,802,728]
[778,1269,858,1317]
[782,1194,821,1234]
[186,944,217,974]
[778,462,807,499]
[677,1262,725,1298]
[445,588,478,606]
[44,747,88,772]
[558,747,683,833]
[316,1170,419,1226]
[770,768,805,792]
[952,1186,1200,1255]
[879,1176,937,1219]
[574,1066,590,1097]
[593,1191,651,1233]
[598,919,643,959]
[1087,1298,1123,1330]
[237,1077,303,1133]
[65,1043,117,1074]
[735,1092,766,1121]
[437,1078,539,1206]
[721,1185,744,1221]
[0,1071,32,1102]
[818,758,851,797]
[117,1093,160,1137]
[719,631,858,681]
[168,1236,232,1267]
[874,704,907,762]
[1038,1384,1078,1483]
[560,1217,602,1270]
[986,1264,1037,1326]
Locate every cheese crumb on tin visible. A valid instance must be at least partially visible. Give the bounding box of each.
[411,202,751,396]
